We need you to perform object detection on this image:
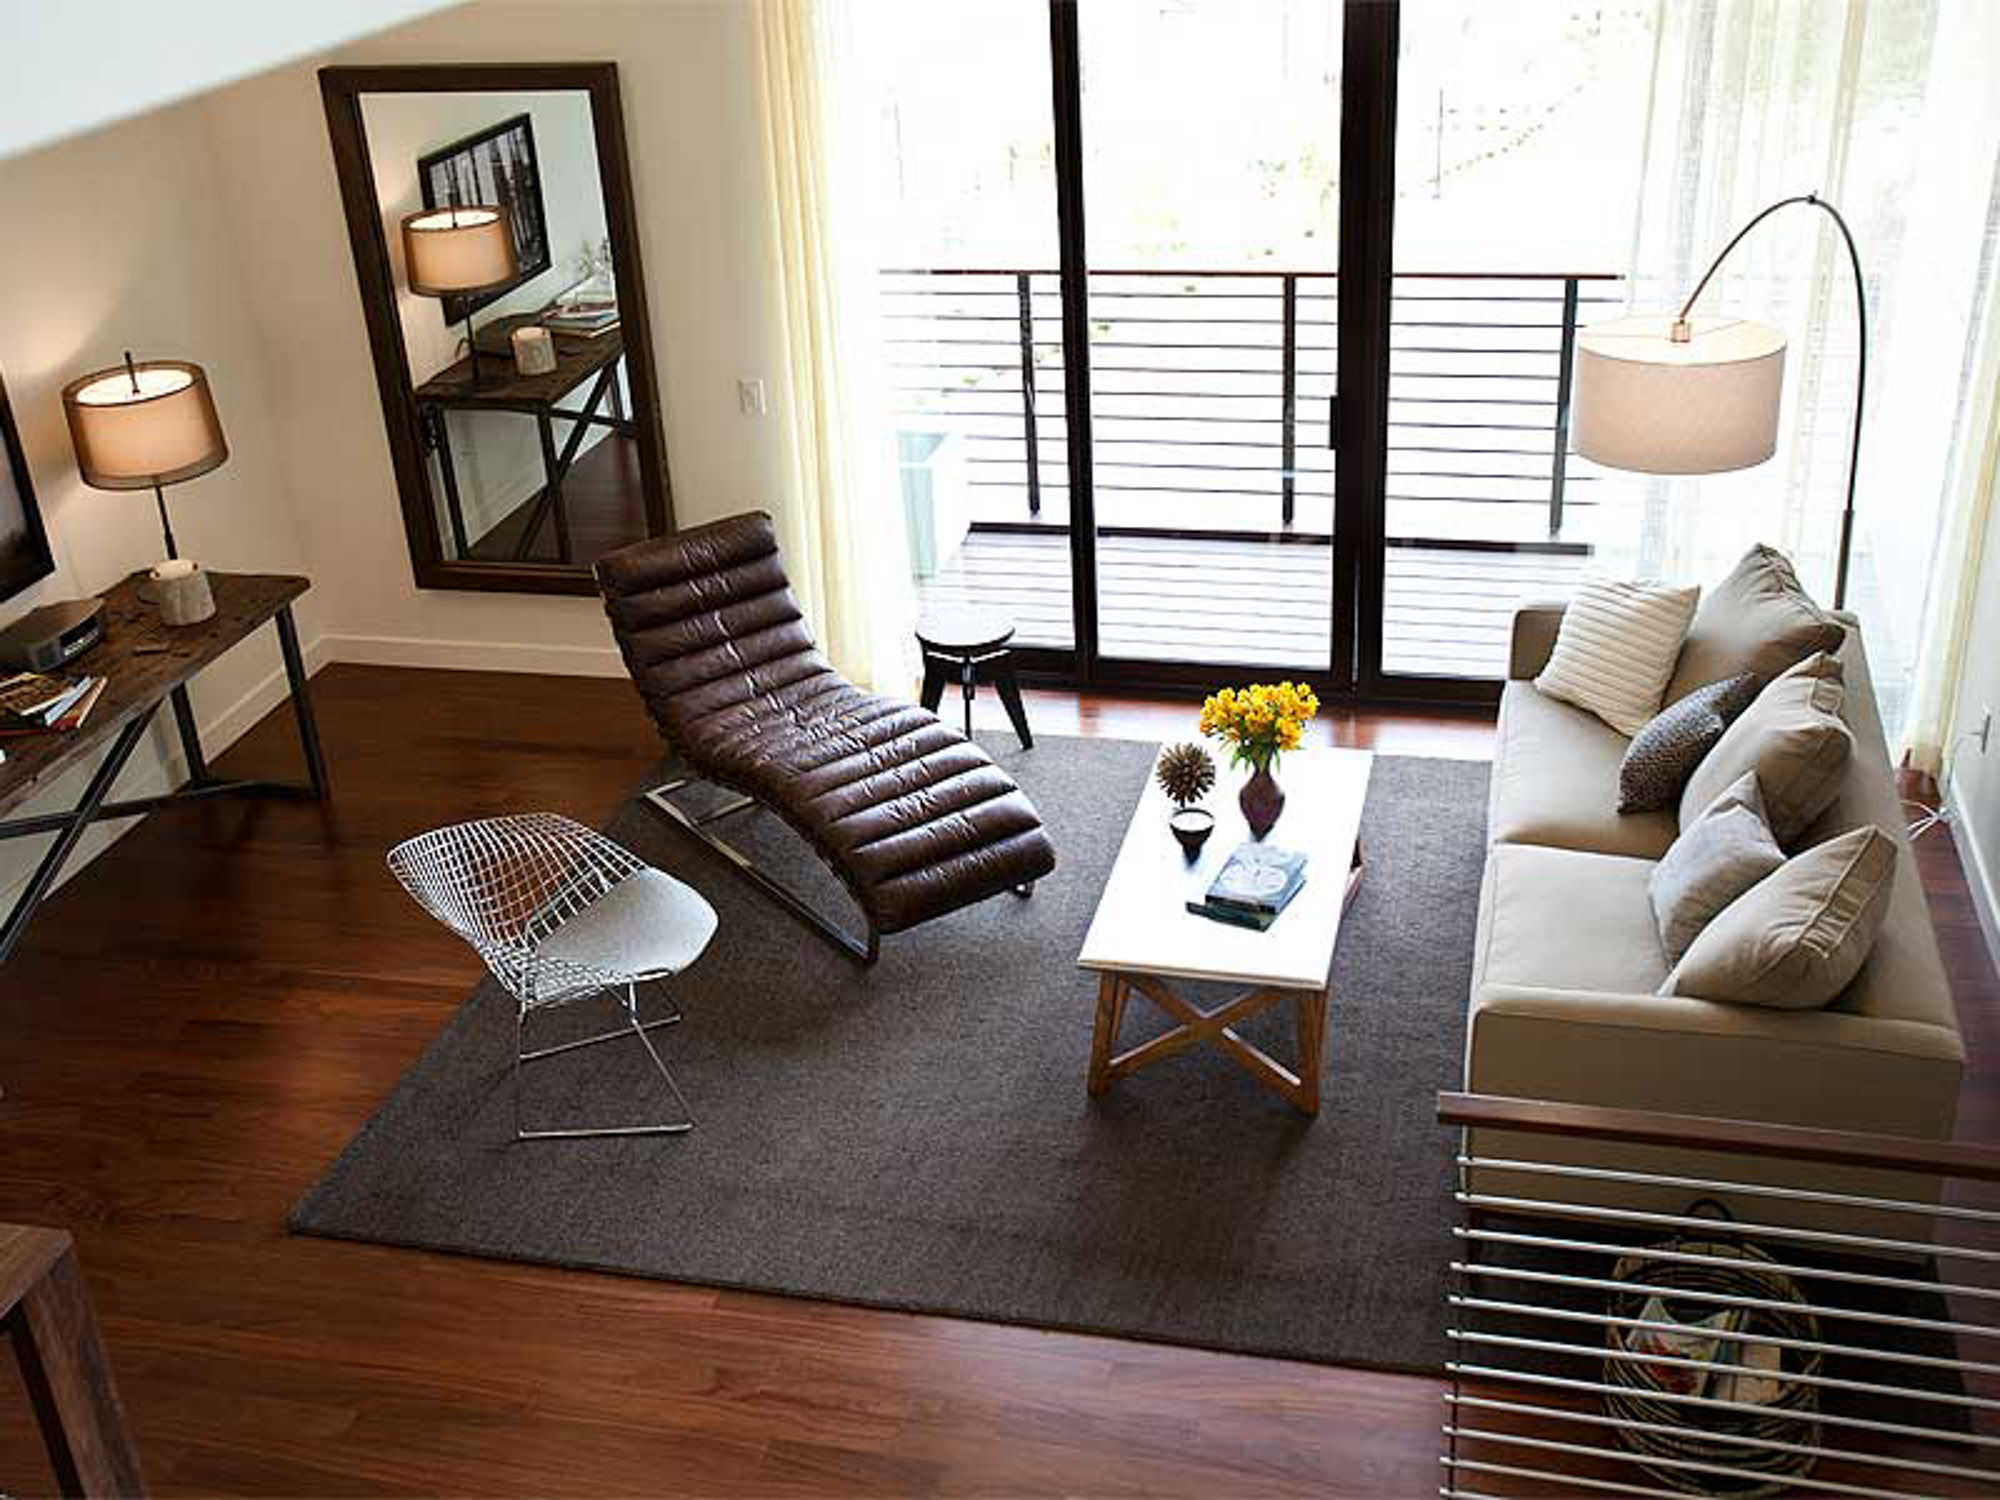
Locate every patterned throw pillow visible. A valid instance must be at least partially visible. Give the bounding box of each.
[1618,672,1763,813]
[1534,579,1701,737]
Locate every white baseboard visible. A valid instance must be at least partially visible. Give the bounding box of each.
[321,631,624,677]
[1947,783,2000,971]
[0,630,335,917]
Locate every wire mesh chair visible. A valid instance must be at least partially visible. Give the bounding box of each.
[387,813,718,1140]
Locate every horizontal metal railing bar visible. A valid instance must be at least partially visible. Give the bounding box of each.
[1462,1154,1999,1226]
[883,265,1620,280]
[1086,340,1336,352]
[1457,1191,2000,1264]
[1449,1328,2000,1412]
[1440,1094,2000,1181]
[1449,1360,2000,1450]
[1442,1426,1930,1500]
[1394,320,1570,331]
[1444,1455,1761,1500]
[1447,1394,1999,1487]
[1451,1257,2000,1341]
[1448,1294,2000,1378]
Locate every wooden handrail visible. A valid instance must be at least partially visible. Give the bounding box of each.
[1440,1092,2000,1183]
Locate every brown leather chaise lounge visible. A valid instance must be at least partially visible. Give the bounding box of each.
[596,510,1057,963]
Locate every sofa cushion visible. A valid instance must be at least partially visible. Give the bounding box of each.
[1475,842,1670,998]
[1649,771,1785,963]
[1492,682,1678,858]
[1534,578,1700,736]
[1664,825,1897,1009]
[1618,672,1762,812]
[1665,544,1845,707]
[1681,654,1852,846]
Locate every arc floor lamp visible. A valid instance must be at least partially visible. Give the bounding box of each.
[1571,193,1866,609]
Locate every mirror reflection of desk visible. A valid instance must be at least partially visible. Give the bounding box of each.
[412,326,629,564]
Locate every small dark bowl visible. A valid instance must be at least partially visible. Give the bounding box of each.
[1169,806,1215,860]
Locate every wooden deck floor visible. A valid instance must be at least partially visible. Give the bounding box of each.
[917,528,1588,677]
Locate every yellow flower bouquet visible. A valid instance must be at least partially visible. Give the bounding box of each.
[1198,681,1319,775]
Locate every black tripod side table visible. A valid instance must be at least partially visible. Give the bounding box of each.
[916,607,1033,749]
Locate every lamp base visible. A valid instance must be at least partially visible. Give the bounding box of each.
[149,558,215,627]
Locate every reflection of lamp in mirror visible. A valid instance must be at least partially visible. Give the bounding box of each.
[63,352,229,624]
[401,205,518,386]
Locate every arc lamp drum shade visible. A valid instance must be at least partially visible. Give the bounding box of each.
[401,205,518,296]
[1573,314,1787,475]
[62,359,227,491]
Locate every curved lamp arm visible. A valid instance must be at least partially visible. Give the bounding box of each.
[1670,193,1867,609]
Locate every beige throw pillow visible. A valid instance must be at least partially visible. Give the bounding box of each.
[1680,654,1852,845]
[1534,579,1700,737]
[1649,771,1786,963]
[1664,544,1845,707]
[1662,825,1896,1009]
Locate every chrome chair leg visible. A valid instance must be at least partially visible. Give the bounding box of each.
[514,983,695,1140]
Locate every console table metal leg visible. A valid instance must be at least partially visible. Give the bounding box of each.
[168,686,208,786]
[274,605,330,800]
[0,705,158,965]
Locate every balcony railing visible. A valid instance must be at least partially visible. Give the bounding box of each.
[885,266,1621,673]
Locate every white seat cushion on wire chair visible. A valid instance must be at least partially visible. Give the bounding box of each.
[535,868,718,990]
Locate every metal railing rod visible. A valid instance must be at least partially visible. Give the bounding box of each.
[1456,1191,2000,1264]
[1448,1395,2000,1487]
[1448,1293,2000,1379]
[1442,1426,1937,1500]
[1443,1454,1747,1500]
[1450,1361,1997,1450]
[1449,1328,2000,1412]
[884,265,1618,280]
[1452,1257,2000,1342]
[1462,1154,1995,1225]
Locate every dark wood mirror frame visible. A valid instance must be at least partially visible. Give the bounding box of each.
[320,62,674,596]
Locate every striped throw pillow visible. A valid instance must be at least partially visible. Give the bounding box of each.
[1534,579,1701,737]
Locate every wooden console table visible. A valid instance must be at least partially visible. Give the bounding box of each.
[3,1224,145,1496]
[413,329,629,564]
[0,571,328,964]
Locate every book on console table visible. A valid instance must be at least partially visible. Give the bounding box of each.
[0,671,101,734]
[1186,842,1308,930]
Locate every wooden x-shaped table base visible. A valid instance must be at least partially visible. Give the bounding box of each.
[1087,972,1332,1115]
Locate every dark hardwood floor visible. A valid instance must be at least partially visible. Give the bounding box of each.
[466,436,648,567]
[0,666,1989,1496]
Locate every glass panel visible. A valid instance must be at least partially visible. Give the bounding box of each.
[860,2,1072,649]
[1078,0,1340,670]
[1385,5,1658,679]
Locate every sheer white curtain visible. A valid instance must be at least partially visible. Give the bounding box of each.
[1590,0,2000,751]
[752,0,916,693]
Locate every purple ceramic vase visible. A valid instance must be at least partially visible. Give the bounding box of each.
[1239,762,1285,840]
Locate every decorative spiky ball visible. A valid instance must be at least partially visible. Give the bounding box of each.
[1155,741,1217,807]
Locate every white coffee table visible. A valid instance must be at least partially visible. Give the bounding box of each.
[1077,745,1373,1115]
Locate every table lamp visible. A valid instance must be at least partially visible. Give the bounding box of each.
[63,353,228,625]
[1571,193,1865,608]
[402,205,518,386]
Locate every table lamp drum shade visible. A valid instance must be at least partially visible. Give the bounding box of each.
[1573,314,1787,475]
[401,206,518,296]
[62,360,227,491]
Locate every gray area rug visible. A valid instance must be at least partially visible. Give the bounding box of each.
[292,738,1489,1372]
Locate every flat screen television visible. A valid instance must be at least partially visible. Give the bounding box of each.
[0,369,56,607]
[417,112,551,326]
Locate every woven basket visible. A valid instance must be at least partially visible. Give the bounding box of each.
[1602,1203,1821,1497]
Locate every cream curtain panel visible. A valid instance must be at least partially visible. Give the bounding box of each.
[1595,0,2000,756]
[752,0,914,693]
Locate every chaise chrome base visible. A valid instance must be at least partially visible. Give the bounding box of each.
[644,777,882,965]
[514,982,694,1139]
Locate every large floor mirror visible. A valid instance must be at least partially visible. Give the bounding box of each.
[321,63,674,594]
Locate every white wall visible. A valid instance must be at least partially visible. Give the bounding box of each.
[0,0,460,161]
[202,0,787,676]
[1947,467,2000,961]
[0,102,321,897]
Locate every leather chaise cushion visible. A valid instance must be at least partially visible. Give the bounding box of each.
[598,511,1057,936]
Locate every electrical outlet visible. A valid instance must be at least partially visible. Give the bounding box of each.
[736,377,767,417]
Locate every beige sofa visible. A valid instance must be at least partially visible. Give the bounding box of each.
[1464,604,1965,1227]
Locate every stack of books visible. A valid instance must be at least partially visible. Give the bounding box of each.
[0,670,106,737]
[1186,842,1308,930]
[542,298,619,339]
